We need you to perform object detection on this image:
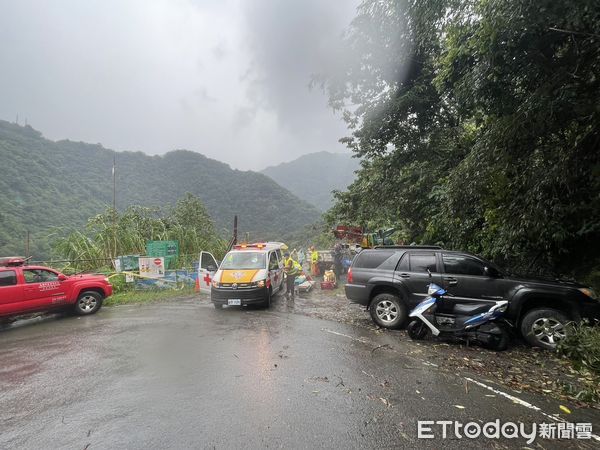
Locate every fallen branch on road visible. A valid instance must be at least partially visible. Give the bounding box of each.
[371,344,391,354]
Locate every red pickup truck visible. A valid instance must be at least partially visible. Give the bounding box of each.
[0,257,113,319]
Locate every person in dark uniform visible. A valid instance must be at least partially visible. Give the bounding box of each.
[332,243,344,280]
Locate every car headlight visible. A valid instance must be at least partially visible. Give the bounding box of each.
[212,280,220,288]
[579,288,598,299]
[253,279,266,288]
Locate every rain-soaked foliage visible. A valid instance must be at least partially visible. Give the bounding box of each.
[53,193,227,270]
[322,0,600,285]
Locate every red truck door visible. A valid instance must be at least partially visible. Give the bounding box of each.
[0,269,24,315]
[21,268,67,311]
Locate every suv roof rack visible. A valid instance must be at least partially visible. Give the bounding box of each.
[373,245,442,250]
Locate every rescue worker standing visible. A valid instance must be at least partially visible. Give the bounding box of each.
[310,246,320,276]
[332,243,344,280]
[283,252,300,300]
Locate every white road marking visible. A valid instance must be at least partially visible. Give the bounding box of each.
[464,377,545,412]
[321,327,600,441]
[321,328,370,344]
[464,377,600,441]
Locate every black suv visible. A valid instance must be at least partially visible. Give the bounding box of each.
[345,246,600,349]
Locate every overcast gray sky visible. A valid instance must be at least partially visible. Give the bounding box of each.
[0,0,359,170]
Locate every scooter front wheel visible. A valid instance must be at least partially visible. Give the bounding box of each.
[407,319,429,340]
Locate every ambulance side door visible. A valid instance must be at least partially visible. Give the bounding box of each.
[198,251,218,294]
[268,251,282,292]
[276,249,285,290]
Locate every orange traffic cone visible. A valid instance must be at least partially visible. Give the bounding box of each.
[195,276,200,293]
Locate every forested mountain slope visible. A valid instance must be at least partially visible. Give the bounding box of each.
[261,151,359,211]
[0,121,321,258]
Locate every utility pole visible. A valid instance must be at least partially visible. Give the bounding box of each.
[112,153,117,259]
[233,215,238,245]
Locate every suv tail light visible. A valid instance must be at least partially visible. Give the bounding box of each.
[347,267,353,284]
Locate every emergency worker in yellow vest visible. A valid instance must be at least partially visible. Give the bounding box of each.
[283,252,301,299]
[310,246,320,276]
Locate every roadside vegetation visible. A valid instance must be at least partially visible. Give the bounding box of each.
[557,321,600,403]
[52,193,227,272]
[319,0,600,288]
[104,286,197,307]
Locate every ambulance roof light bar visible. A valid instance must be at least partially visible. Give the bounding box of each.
[233,242,267,250]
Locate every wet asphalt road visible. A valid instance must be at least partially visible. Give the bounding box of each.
[1,296,599,449]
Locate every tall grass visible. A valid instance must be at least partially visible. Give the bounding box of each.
[53,194,227,271]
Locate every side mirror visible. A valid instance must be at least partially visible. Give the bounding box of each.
[58,274,68,281]
[207,265,217,272]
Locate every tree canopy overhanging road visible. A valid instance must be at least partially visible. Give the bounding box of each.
[320,0,600,285]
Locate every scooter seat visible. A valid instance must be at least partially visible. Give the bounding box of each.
[452,303,490,316]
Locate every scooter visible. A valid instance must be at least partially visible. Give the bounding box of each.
[407,283,510,351]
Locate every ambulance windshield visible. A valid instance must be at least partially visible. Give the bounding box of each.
[220,252,266,270]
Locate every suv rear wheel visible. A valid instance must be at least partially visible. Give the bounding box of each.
[520,308,569,350]
[369,293,407,329]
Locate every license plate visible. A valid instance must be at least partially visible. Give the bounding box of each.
[228,299,241,306]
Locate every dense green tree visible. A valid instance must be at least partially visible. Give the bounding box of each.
[323,0,600,282]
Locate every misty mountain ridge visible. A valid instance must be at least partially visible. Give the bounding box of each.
[0,120,321,258]
[261,151,360,211]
